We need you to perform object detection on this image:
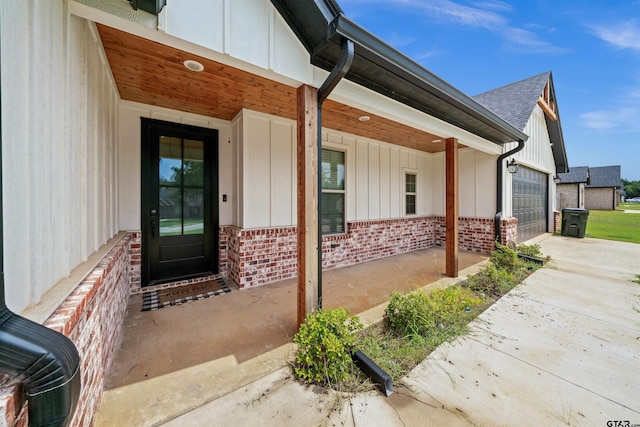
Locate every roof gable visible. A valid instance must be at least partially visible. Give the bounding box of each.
[473,71,568,173]
[473,71,550,132]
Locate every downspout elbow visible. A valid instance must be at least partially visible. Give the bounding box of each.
[0,278,81,427]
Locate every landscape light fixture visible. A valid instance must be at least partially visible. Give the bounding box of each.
[506,158,519,174]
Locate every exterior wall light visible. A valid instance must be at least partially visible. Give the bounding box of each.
[553,175,561,184]
[506,158,519,174]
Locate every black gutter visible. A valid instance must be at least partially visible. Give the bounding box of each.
[316,33,354,309]
[321,14,529,145]
[494,141,525,243]
[0,32,81,427]
[270,0,528,145]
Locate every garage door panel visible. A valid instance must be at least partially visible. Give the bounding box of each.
[512,166,548,242]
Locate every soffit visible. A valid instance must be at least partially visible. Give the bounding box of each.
[97,24,452,153]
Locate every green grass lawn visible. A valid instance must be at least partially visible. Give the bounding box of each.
[618,202,640,211]
[584,208,640,244]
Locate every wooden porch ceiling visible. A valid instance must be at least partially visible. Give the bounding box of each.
[97,24,454,153]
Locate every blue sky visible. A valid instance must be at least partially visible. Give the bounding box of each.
[338,0,640,181]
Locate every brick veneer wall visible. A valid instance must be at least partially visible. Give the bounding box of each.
[553,211,561,233]
[585,187,616,210]
[432,217,496,253]
[557,184,580,209]
[0,233,136,427]
[322,217,436,270]
[223,226,298,288]
[223,216,500,289]
[500,217,518,246]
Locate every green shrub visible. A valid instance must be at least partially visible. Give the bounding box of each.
[516,243,542,258]
[490,241,522,273]
[385,286,484,338]
[293,308,362,385]
[463,263,516,297]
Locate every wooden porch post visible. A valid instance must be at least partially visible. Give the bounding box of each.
[446,137,459,277]
[296,85,319,326]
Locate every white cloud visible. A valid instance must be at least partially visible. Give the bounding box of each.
[581,106,640,132]
[590,20,640,51]
[347,0,564,54]
[468,0,512,13]
[385,32,417,49]
[580,111,618,130]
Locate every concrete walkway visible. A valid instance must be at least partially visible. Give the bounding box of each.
[100,236,640,426]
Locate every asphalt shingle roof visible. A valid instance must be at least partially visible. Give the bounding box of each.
[557,166,589,184]
[472,71,569,173]
[473,71,551,131]
[586,166,621,188]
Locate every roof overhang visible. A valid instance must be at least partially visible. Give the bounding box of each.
[545,75,569,173]
[270,0,528,146]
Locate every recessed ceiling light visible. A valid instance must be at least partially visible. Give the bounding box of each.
[432,139,442,143]
[184,59,204,72]
[358,116,371,122]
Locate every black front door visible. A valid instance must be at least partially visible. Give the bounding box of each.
[141,118,218,286]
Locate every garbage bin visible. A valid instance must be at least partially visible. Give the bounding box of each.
[561,208,589,238]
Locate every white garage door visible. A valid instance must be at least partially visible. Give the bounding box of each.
[512,166,548,242]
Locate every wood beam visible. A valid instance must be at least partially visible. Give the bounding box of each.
[537,97,557,121]
[445,137,459,278]
[296,85,319,327]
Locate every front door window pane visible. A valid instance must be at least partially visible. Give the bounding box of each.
[158,137,205,236]
[159,186,183,236]
[183,188,204,235]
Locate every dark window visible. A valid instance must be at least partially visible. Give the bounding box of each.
[405,172,416,215]
[321,149,345,234]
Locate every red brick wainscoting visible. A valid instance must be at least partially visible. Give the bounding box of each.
[0,232,136,427]
[500,217,518,246]
[222,216,497,289]
[433,217,497,253]
[553,210,561,233]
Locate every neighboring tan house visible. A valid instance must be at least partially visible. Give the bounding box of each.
[0,0,568,425]
[585,166,622,210]
[556,166,590,209]
[474,71,569,242]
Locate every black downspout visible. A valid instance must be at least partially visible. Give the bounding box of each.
[316,35,354,309]
[0,30,81,427]
[494,140,525,243]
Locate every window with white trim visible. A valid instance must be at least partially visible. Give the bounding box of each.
[405,172,416,215]
[321,149,345,234]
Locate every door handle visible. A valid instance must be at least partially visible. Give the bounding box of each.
[151,220,157,238]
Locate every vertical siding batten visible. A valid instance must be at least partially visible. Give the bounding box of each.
[1,4,120,312]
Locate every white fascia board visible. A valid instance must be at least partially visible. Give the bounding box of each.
[314,68,503,156]
[69,0,308,89]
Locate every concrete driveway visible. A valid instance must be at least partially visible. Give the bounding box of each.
[116,236,640,426]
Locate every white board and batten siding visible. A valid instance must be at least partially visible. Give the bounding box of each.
[232,109,297,229]
[118,102,234,230]
[430,149,497,219]
[1,3,118,312]
[502,105,558,217]
[235,109,435,229]
[234,108,499,229]
[161,0,312,85]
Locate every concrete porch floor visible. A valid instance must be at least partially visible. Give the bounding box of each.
[96,247,487,426]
